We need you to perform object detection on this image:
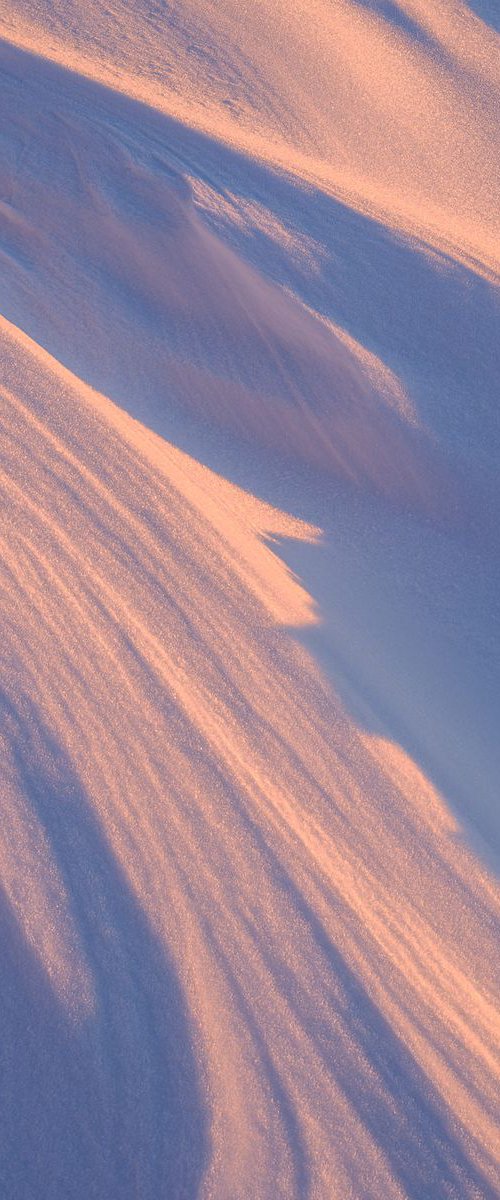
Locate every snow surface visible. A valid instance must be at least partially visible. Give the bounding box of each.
[0,2,499,1197]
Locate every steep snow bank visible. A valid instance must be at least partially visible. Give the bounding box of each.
[1,316,499,1198]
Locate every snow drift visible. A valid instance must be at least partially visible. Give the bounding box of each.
[0,2,499,1198]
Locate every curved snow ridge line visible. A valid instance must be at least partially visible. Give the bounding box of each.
[1,317,499,1198]
[0,38,466,518]
[0,316,320,629]
[1,0,499,280]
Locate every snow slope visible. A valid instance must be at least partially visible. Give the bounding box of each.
[2,0,499,274]
[0,2,499,1198]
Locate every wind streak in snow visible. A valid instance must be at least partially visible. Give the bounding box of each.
[0,319,499,1198]
[0,1,499,1196]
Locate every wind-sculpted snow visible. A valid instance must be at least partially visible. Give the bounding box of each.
[0,36,454,511]
[2,1,499,274]
[1,318,499,1199]
[0,2,499,1197]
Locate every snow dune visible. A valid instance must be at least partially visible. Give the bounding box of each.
[0,36,452,510]
[0,2,499,1198]
[2,316,499,1199]
[2,0,499,274]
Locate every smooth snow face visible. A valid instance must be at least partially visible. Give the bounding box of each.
[0,3,500,1199]
[2,0,500,274]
